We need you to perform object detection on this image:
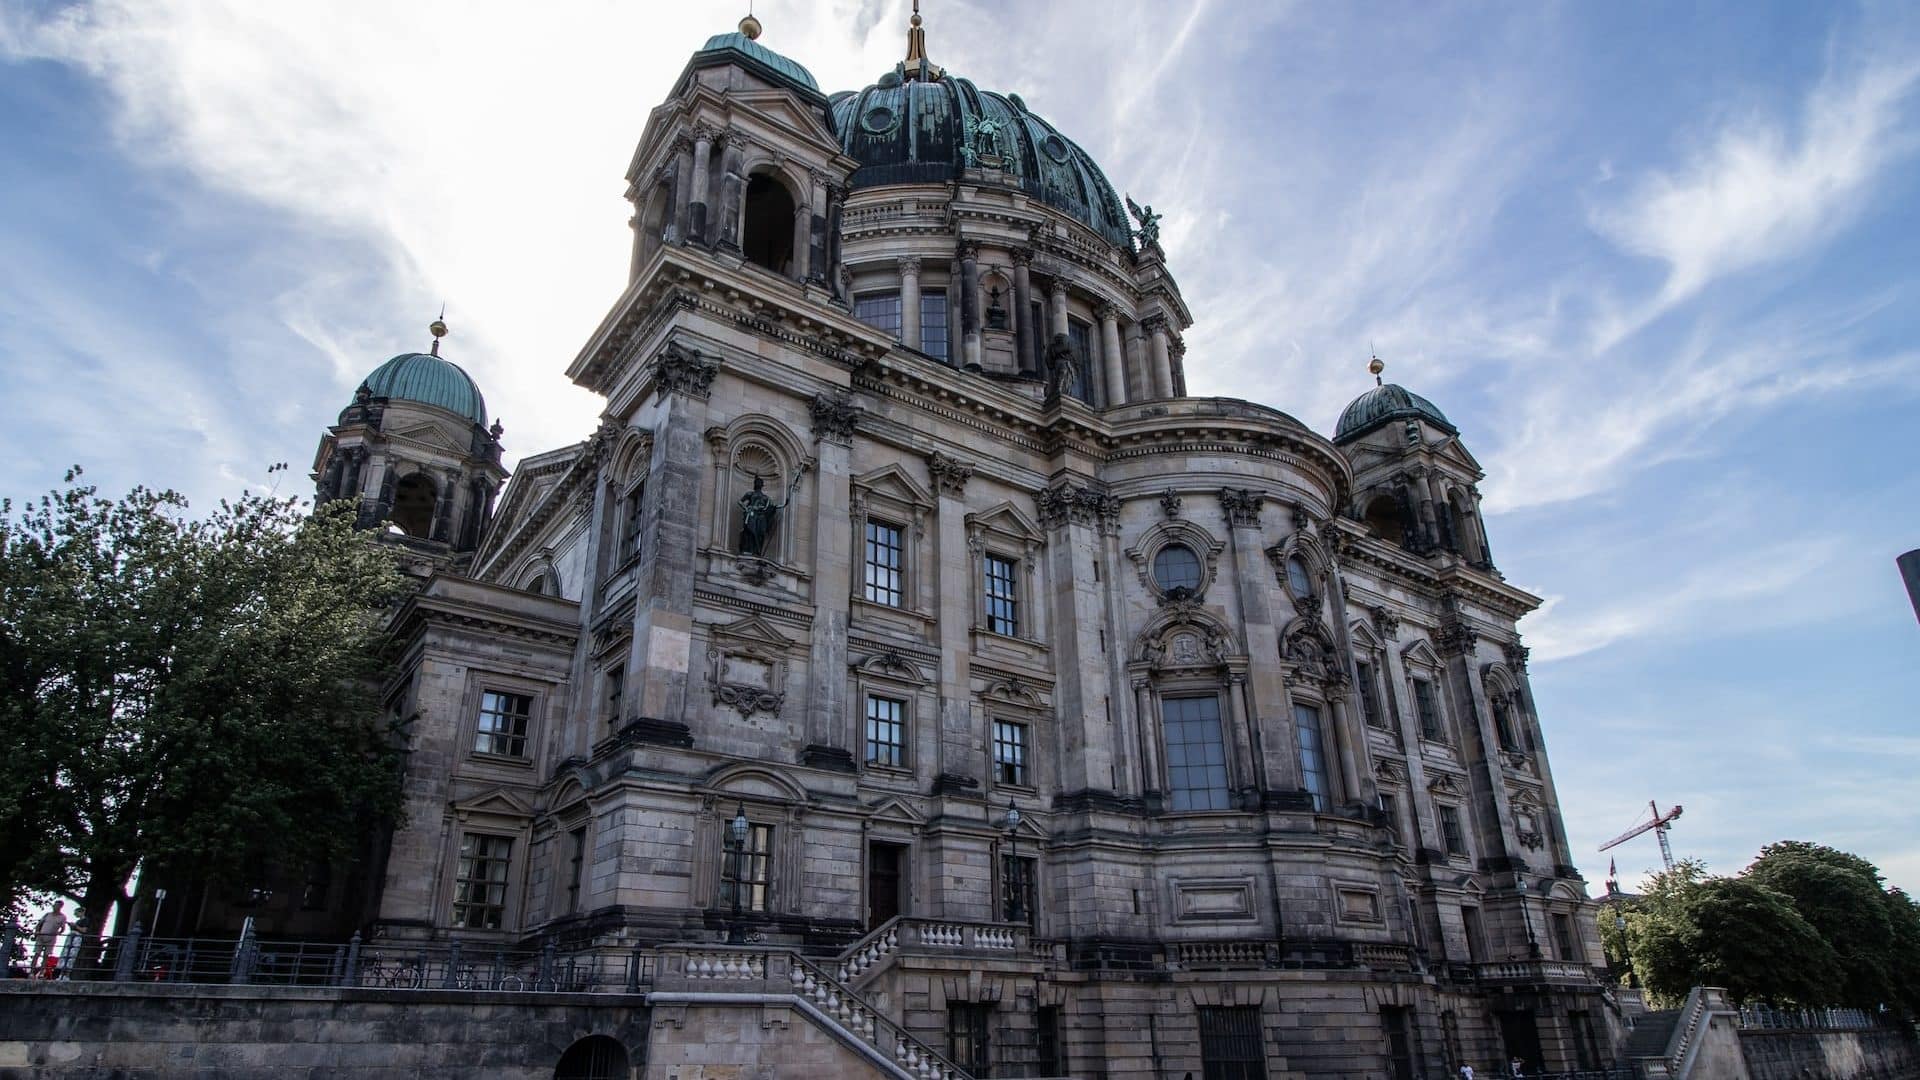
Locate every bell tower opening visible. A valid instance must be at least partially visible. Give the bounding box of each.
[742,173,796,275]
[391,473,437,538]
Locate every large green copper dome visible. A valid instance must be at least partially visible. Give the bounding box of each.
[1334,383,1456,443]
[360,352,488,426]
[828,73,1132,248]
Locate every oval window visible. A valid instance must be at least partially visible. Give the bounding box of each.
[1042,134,1071,163]
[861,106,897,134]
[1153,544,1202,594]
[1286,555,1313,596]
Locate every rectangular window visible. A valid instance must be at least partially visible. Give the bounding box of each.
[1198,1005,1266,1080]
[1035,1005,1063,1077]
[1552,913,1578,962]
[1439,805,1468,857]
[920,293,949,362]
[719,821,773,914]
[566,826,588,914]
[619,481,645,564]
[854,291,903,338]
[452,833,513,930]
[1378,792,1400,843]
[1356,660,1385,727]
[992,719,1029,786]
[1001,853,1036,926]
[1294,703,1329,812]
[1162,696,1231,811]
[864,695,907,768]
[1493,697,1520,751]
[1462,905,1487,962]
[474,690,533,758]
[1066,319,1093,402]
[984,553,1019,636]
[1413,678,1444,741]
[946,1003,992,1075]
[863,519,905,606]
[605,665,625,730]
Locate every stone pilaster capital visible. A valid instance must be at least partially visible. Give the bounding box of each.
[1218,487,1264,528]
[1037,481,1121,531]
[691,122,724,145]
[927,451,975,496]
[1370,605,1401,641]
[957,240,981,261]
[897,255,923,276]
[1142,314,1170,336]
[1502,640,1531,672]
[1095,302,1122,323]
[1010,246,1034,267]
[809,393,861,445]
[653,341,717,401]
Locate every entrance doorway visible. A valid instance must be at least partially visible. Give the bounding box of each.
[1497,1011,1544,1075]
[868,842,906,931]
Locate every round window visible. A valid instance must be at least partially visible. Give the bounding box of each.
[1041,134,1071,164]
[861,106,897,134]
[1286,555,1313,596]
[1153,544,1203,594]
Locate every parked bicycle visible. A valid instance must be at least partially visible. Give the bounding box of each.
[359,955,422,989]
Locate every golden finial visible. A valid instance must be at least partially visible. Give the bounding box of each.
[905,0,928,65]
[739,9,762,40]
[429,307,448,357]
[1367,354,1384,386]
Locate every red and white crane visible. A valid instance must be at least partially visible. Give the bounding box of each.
[1598,800,1684,873]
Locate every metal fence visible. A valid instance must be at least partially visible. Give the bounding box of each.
[3,923,652,994]
[1737,1003,1886,1032]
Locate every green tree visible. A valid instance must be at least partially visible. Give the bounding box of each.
[0,470,407,926]
[1744,842,1896,1008]
[1620,860,1843,1008]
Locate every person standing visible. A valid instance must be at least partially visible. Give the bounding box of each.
[1459,1064,1474,1080]
[31,902,67,977]
[1509,1056,1525,1078]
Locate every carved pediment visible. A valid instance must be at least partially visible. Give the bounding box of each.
[452,787,535,821]
[855,647,931,686]
[851,462,934,509]
[387,422,474,456]
[865,795,927,830]
[1426,771,1465,797]
[725,90,845,153]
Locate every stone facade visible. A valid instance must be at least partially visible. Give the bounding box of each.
[133,14,1627,1080]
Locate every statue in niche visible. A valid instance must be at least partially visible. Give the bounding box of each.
[1045,333,1078,401]
[737,470,803,558]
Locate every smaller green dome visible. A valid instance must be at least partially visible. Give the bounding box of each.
[360,352,488,426]
[1335,383,1456,443]
[697,31,819,92]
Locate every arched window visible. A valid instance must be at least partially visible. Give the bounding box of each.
[553,1035,628,1080]
[1285,555,1313,597]
[391,473,437,538]
[1362,492,1406,546]
[742,173,796,275]
[1152,544,1202,594]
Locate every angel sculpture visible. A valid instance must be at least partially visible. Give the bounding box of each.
[1126,195,1162,247]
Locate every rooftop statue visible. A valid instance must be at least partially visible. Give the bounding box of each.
[1126,195,1162,247]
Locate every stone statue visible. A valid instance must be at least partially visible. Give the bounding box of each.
[1045,333,1078,401]
[964,114,1007,165]
[1126,195,1162,246]
[737,470,803,557]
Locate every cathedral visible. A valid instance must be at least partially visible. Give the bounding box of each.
[293,10,1612,1077]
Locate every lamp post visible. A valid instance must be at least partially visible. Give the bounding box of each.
[727,803,748,945]
[1615,912,1632,987]
[151,888,168,937]
[1515,871,1540,959]
[1002,799,1023,924]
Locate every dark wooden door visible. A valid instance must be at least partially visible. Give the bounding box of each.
[868,843,904,931]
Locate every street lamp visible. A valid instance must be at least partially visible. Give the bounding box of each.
[727,803,749,945]
[1002,799,1023,924]
[1515,871,1540,958]
[1615,911,1632,987]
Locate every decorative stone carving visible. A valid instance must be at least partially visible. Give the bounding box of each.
[706,616,793,718]
[1502,640,1531,672]
[653,342,717,400]
[1435,618,1479,658]
[926,451,975,496]
[1371,605,1401,641]
[1037,482,1120,530]
[1374,758,1407,784]
[1289,501,1310,530]
[1160,489,1182,518]
[808,393,860,445]
[1218,488,1263,527]
[1010,246,1034,267]
[897,255,923,275]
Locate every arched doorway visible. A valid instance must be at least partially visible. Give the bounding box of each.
[742,173,796,275]
[391,473,437,538]
[554,1035,629,1080]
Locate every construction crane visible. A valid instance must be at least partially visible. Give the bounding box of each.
[1598,800,1684,872]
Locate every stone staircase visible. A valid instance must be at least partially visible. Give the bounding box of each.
[1623,1010,1680,1059]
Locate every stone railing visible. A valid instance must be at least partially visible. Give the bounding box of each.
[1473,958,1600,986]
[1171,941,1275,970]
[788,953,973,1080]
[1353,943,1418,971]
[836,918,1031,988]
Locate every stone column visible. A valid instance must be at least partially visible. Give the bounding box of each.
[899,256,923,351]
[1408,466,1442,553]
[630,345,718,724]
[1048,278,1069,338]
[1011,248,1037,376]
[1098,305,1126,407]
[1145,316,1173,398]
[431,468,458,542]
[1376,612,1440,852]
[1223,491,1294,798]
[826,182,847,301]
[1168,338,1187,397]
[1134,679,1163,806]
[1441,616,1524,868]
[958,242,982,368]
[715,140,745,254]
[801,395,859,772]
[1506,643,1574,872]
[791,198,811,281]
[1039,482,1121,804]
[806,170,830,285]
[669,136,694,244]
[1471,490,1495,568]
[688,128,715,246]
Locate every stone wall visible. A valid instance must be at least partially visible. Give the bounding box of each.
[0,983,648,1079]
[1740,1028,1920,1080]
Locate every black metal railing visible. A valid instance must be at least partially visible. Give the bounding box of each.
[2,923,653,994]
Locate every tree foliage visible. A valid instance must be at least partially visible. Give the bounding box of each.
[1744,842,1895,1009]
[0,470,407,925]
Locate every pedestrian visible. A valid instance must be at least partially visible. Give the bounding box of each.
[1460,1064,1474,1080]
[31,902,66,977]
[1509,1056,1524,1078]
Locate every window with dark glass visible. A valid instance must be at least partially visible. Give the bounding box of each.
[1439,805,1468,857]
[1552,912,1577,961]
[605,665,625,730]
[1152,543,1202,593]
[1294,703,1329,811]
[1285,555,1313,596]
[1356,660,1385,727]
[1162,695,1230,811]
[1413,678,1444,741]
[1198,1005,1266,1080]
[1035,1005,1064,1077]
[865,695,907,768]
[452,833,513,930]
[854,291,903,338]
[1001,853,1036,926]
[920,293,949,361]
[1066,319,1092,402]
[719,821,773,913]
[1462,905,1487,962]
[992,720,1029,786]
[619,481,645,564]
[566,826,588,914]
[946,1004,992,1075]
[475,690,532,757]
[1493,696,1520,751]
[984,553,1019,636]
[863,519,905,606]
[1378,792,1399,842]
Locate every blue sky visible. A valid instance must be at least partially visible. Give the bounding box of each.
[2,1,1917,892]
